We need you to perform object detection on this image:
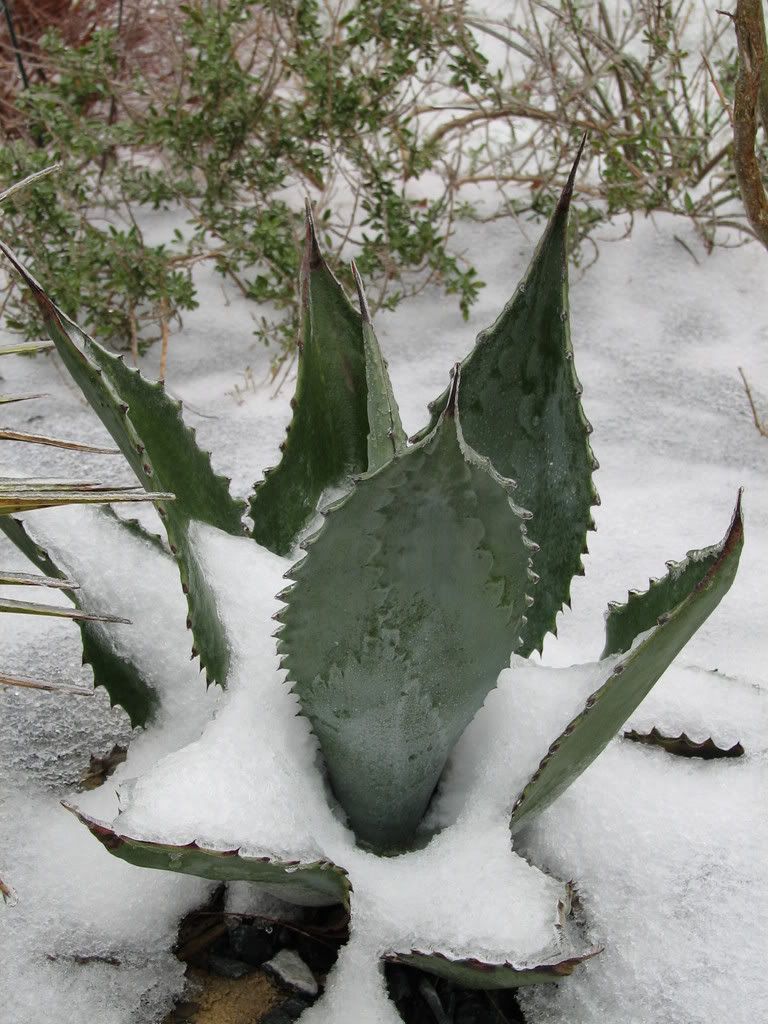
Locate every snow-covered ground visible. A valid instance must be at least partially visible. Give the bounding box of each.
[0,199,766,1024]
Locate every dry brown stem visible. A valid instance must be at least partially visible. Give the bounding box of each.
[731,1,768,248]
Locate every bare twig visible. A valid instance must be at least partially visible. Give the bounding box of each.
[158,296,169,381]
[738,366,768,436]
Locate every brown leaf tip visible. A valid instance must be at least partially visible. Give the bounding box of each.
[444,363,461,418]
[304,198,323,270]
[350,260,372,324]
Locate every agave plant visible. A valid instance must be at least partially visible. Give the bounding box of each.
[0,147,743,1017]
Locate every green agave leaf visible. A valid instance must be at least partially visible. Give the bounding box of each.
[509,494,743,833]
[414,140,597,656]
[250,203,403,555]
[67,806,351,909]
[0,428,118,453]
[623,728,744,759]
[280,367,535,851]
[602,530,734,657]
[0,516,159,726]
[0,241,244,685]
[385,947,600,990]
[0,482,172,514]
[0,595,128,624]
[0,671,92,695]
[351,261,407,473]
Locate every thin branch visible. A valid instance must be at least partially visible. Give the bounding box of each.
[738,366,768,436]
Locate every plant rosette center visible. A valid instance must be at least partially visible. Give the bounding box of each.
[73,523,600,1022]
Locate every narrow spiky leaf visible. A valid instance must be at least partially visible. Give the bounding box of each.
[0,569,78,589]
[602,529,734,657]
[0,596,128,623]
[0,241,244,685]
[509,495,743,832]
[0,516,159,726]
[385,947,600,989]
[68,807,351,909]
[281,367,535,851]
[0,393,46,405]
[0,482,172,514]
[0,341,54,356]
[0,672,92,695]
[0,428,119,453]
[414,140,597,656]
[249,204,403,553]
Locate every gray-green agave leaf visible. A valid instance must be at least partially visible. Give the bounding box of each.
[279,366,536,851]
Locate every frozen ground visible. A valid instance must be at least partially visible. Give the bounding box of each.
[0,198,766,1024]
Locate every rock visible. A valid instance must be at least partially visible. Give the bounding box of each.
[262,949,319,998]
[227,922,277,966]
[208,954,254,980]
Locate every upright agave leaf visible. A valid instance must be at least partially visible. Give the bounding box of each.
[279,367,536,851]
[249,204,404,554]
[0,242,244,686]
[0,516,160,725]
[416,139,597,656]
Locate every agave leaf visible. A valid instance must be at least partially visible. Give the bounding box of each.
[0,596,129,623]
[601,531,734,657]
[0,569,78,588]
[384,947,600,990]
[623,728,744,759]
[509,494,743,833]
[250,203,403,554]
[0,483,173,514]
[0,341,54,356]
[68,806,351,909]
[0,428,119,453]
[414,140,597,656]
[0,516,159,726]
[280,367,535,851]
[0,672,92,695]
[0,241,244,685]
[351,261,407,473]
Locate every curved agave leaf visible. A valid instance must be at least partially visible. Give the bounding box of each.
[280,367,536,851]
[623,728,744,759]
[0,241,244,685]
[509,494,743,833]
[68,806,351,909]
[414,140,597,656]
[385,947,600,989]
[601,526,737,657]
[0,516,159,726]
[249,204,404,554]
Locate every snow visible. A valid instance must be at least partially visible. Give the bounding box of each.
[1,153,767,1024]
